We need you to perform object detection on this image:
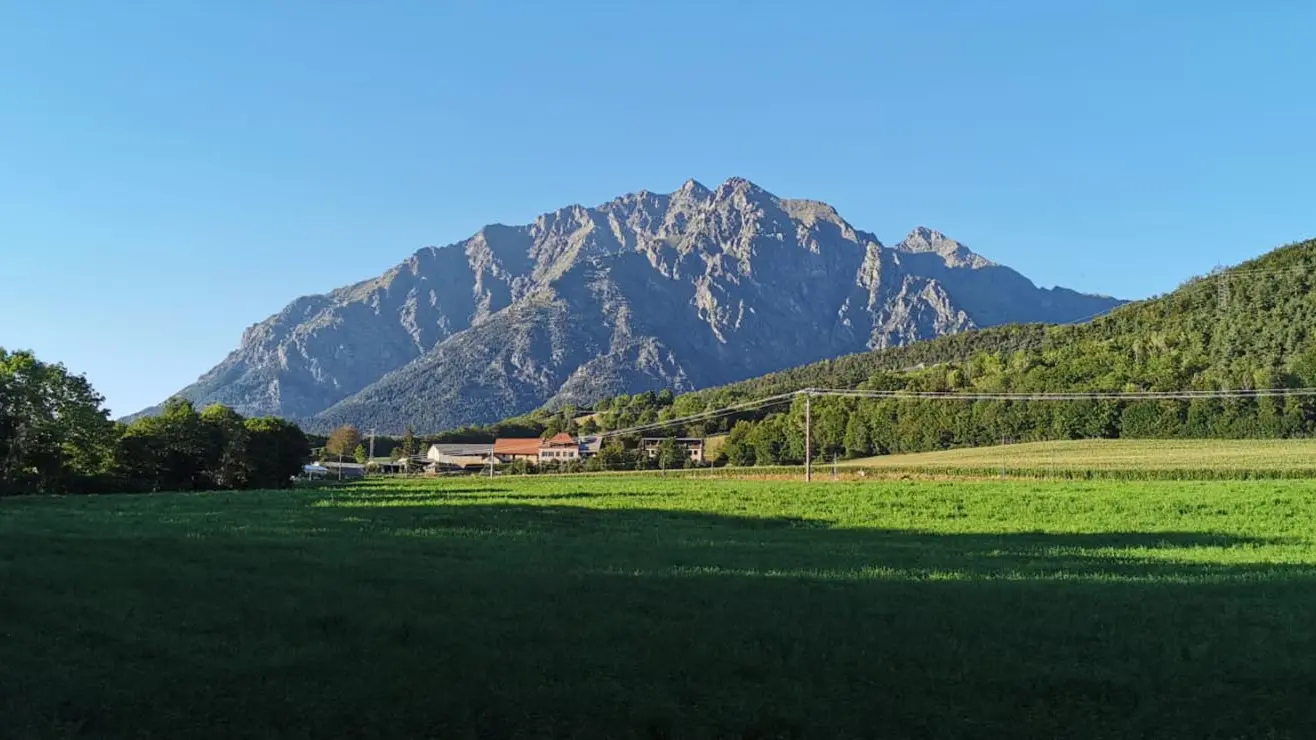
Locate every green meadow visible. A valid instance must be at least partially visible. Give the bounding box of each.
[5,476,1316,738]
[837,437,1316,480]
[846,437,1316,471]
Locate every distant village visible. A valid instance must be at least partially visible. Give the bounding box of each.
[306,433,706,479]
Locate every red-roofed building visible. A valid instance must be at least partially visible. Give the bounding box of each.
[493,437,541,463]
[539,432,581,463]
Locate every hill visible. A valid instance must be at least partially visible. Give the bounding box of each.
[569,236,1316,460]
[136,178,1122,432]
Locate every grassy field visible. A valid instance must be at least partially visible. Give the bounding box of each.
[5,476,1316,738]
[844,437,1316,478]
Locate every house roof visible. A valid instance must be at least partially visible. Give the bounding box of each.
[319,461,366,470]
[493,437,542,455]
[542,432,577,448]
[428,443,492,457]
[641,437,705,444]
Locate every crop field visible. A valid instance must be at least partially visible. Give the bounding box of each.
[5,475,1316,738]
[843,437,1316,479]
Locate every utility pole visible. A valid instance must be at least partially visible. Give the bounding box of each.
[369,428,376,467]
[489,441,495,479]
[804,390,812,482]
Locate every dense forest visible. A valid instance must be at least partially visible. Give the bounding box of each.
[1,349,309,495]
[482,237,1316,464]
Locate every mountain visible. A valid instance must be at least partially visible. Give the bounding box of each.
[143,178,1123,433]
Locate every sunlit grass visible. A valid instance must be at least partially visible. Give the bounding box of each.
[845,437,1316,474]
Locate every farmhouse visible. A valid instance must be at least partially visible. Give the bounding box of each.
[315,461,366,479]
[493,437,541,463]
[367,457,408,474]
[539,432,581,463]
[641,437,705,464]
[426,443,492,470]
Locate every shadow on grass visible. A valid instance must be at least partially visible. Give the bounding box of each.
[4,496,1316,739]
[310,498,1299,581]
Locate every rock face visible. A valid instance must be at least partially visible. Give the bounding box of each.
[142,178,1124,432]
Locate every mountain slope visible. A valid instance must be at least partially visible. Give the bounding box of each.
[598,237,1316,460]
[145,178,1124,432]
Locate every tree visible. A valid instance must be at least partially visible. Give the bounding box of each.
[156,398,213,490]
[115,421,164,491]
[325,425,361,460]
[0,349,117,494]
[244,416,309,488]
[0,349,317,495]
[579,417,599,435]
[597,440,629,471]
[200,404,250,489]
[749,416,790,465]
[723,422,756,466]
[400,425,417,458]
[506,458,535,475]
[117,398,213,492]
[843,413,872,459]
[657,436,688,470]
[810,399,849,458]
[353,444,368,465]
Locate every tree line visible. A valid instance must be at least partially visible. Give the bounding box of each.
[2,349,309,496]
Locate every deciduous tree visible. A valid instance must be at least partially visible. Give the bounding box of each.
[325,425,361,460]
[201,404,249,489]
[243,416,309,488]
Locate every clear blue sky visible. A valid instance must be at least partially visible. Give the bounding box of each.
[2,1,1313,416]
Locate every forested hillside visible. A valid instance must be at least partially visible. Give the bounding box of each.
[506,237,1316,464]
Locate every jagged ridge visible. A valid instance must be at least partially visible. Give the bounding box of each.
[140,178,1124,432]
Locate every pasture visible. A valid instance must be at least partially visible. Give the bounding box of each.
[843,437,1316,479]
[4,475,1316,738]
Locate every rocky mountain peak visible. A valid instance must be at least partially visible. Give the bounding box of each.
[896,227,994,269]
[713,176,769,202]
[678,178,711,197]
[143,180,1124,432]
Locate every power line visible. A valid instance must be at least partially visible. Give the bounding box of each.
[596,392,796,439]
[591,386,1316,442]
